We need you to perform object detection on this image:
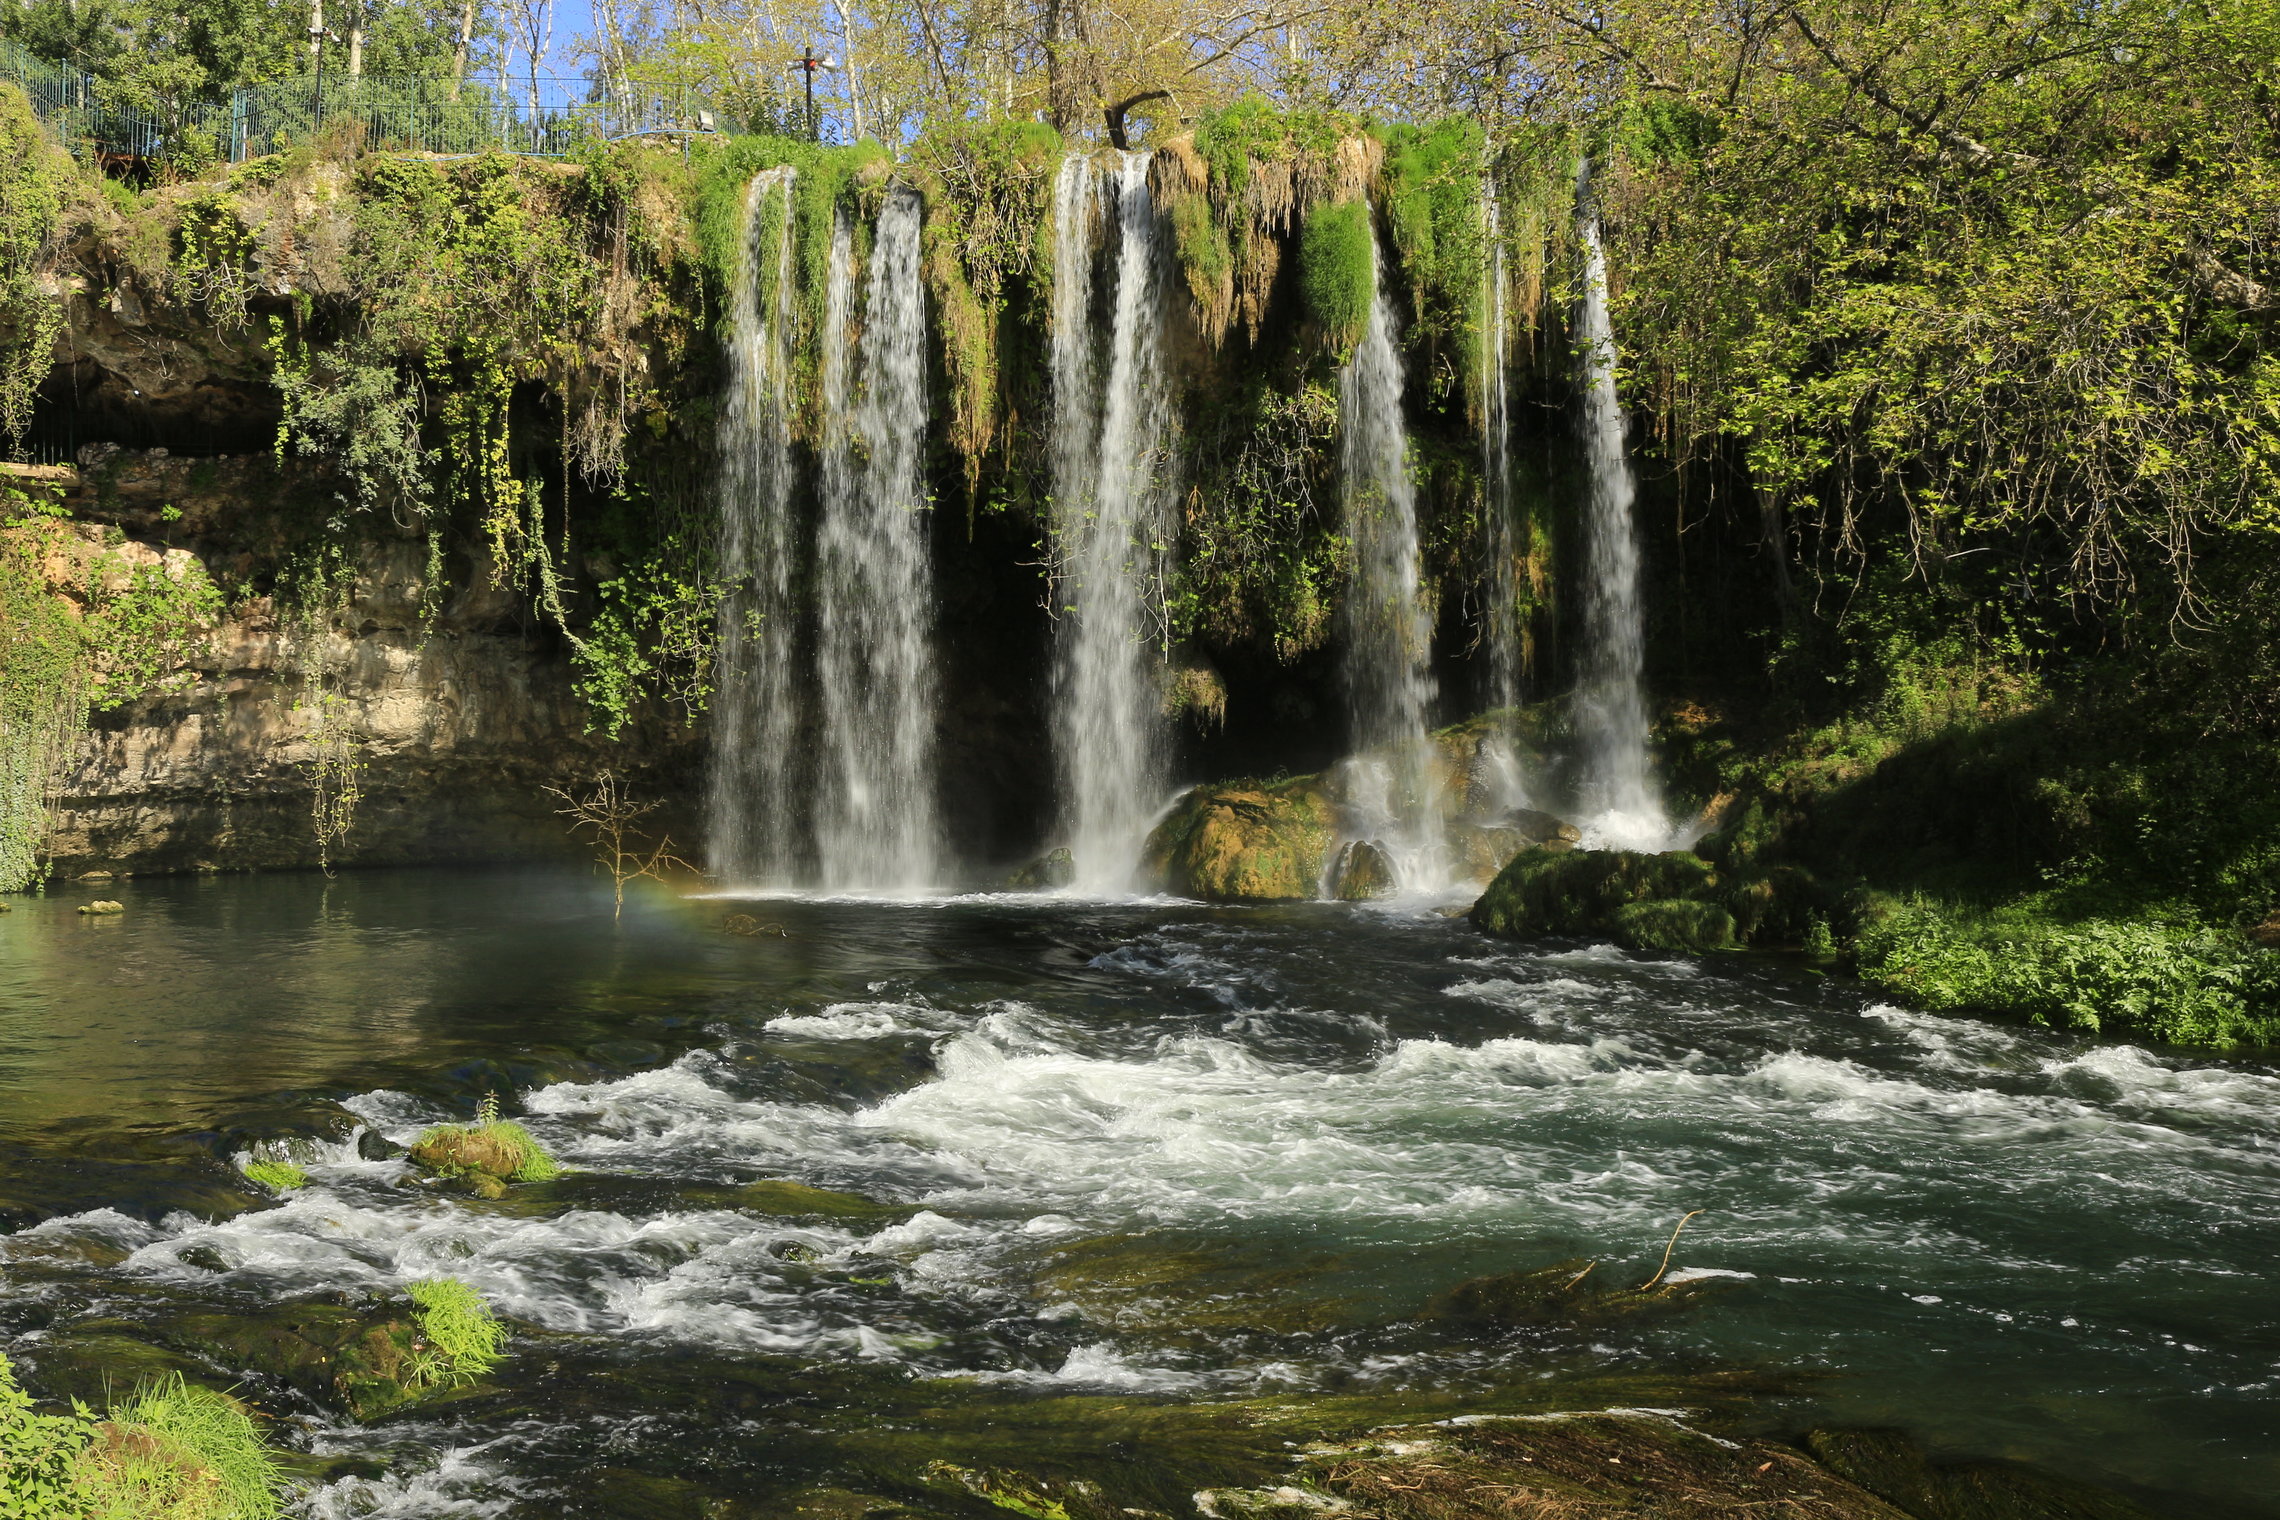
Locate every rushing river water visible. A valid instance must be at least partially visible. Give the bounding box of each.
[1,870,2275,1516]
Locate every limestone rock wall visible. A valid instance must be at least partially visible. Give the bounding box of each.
[37,450,698,880]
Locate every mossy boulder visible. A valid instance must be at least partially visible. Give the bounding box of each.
[1472,848,1725,948]
[1329,840,1396,901]
[1007,847,1075,890]
[1473,847,1842,954]
[408,1118,560,1197]
[1143,779,1335,901]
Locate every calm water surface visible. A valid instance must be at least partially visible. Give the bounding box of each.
[0,869,2274,1515]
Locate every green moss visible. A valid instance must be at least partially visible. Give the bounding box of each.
[404,1278,507,1387]
[1142,778,1336,901]
[408,1118,561,1187]
[1614,897,1737,952]
[1473,848,1717,942]
[1377,118,1488,407]
[1299,199,1375,359]
[239,1160,307,1193]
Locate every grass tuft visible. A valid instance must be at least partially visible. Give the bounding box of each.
[405,1278,508,1387]
[239,1159,307,1193]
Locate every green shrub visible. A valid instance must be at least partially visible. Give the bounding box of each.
[1,1350,90,1517]
[239,1159,307,1193]
[1299,199,1376,359]
[1855,899,2280,1047]
[404,1279,508,1387]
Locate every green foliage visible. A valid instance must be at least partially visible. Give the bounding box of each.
[0,1350,90,1518]
[239,1159,306,1192]
[1,494,222,891]
[0,1353,284,1520]
[1855,898,2280,1048]
[1173,382,1345,659]
[1601,0,2280,623]
[403,1278,507,1387]
[910,117,1061,481]
[0,84,68,447]
[1377,118,1487,407]
[1299,199,1374,360]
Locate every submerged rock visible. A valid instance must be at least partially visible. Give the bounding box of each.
[1143,780,1336,901]
[76,899,124,915]
[1804,1428,2165,1520]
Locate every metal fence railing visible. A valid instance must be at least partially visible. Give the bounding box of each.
[2,37,744,164]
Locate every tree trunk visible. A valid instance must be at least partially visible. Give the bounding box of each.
[452,0,475,100]
[308,0,324,70]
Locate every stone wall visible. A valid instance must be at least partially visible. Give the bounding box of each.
[35,450,698,881]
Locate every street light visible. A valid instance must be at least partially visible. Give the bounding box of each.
[787,46,837,142]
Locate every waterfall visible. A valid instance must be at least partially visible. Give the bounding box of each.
[706,167,803,885]
[1475,183,1532,821]
[1481,185,1522,722]
[1337,225,1445,890]
[815,186,942,891]
[1050,151,1175,895]
[1574,174,1670,850]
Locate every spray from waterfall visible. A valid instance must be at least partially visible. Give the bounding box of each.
[1338,225,1445,890]
[706,167,803,885]
[1575,169,1670,850]
[815,187,942,891]
[1050,151,1175,895]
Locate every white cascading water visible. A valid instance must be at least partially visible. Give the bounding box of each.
[1050,151,1175,895]
[1574,172,1670,850]
[815,187,941,891]
[706,167,803,885]
[1337,224,1446,890]
[1475,183,1532,819]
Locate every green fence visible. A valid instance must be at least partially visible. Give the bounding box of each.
[2,37,739,163]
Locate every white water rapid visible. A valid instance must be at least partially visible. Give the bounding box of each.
[815,187,942,891]
[1574,175,1670,850]
[707,167,804,885]
[1337,226,1446,890]
[1049,152,1176,894]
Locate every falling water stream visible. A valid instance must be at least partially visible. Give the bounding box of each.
[707,168,804,885]
[1338,228,1445,890]
[815,187,941,892]
[1574,172,1671,850]
[1050,152,1176,895]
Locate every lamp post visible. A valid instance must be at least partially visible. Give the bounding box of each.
[788,45,837,142]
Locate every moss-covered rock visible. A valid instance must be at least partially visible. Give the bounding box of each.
[1472,848,1723,946]
[1329,840,1396,901]
[1143,780,1335,901]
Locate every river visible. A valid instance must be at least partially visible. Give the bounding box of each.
[1,869,2273,1515]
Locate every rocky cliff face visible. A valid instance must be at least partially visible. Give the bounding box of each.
[34,449,697,881]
